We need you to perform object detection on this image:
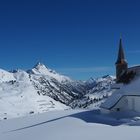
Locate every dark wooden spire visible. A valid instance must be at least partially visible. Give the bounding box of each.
[116,38,126,64]
[115,37,128,82]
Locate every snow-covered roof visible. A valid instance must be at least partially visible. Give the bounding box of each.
[128,65,140,74]
[101,76,140,109]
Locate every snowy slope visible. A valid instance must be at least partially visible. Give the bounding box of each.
[70,75,115,109]
[0,69,15,83]
[0,63,115,120]
[1,110,140,140]
[0,69,69,120]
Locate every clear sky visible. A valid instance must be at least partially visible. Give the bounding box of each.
[0,0,140,80]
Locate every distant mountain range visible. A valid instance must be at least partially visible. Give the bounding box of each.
[0,63,115,120]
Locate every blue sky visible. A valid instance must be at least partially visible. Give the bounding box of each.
[0,0,140,80]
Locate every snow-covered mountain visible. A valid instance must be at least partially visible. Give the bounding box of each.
[0,63,115,120]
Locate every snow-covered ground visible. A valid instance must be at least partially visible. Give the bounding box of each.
[1,109,140,140]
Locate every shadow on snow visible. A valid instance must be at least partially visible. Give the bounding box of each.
[9,109,140,132]
[71,109,140,126]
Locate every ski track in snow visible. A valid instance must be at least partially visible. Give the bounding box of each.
[8,116,68,132]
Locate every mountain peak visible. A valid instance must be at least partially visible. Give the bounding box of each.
[34,62,47,70]
[30,62,71,82]
[33,62,57,75]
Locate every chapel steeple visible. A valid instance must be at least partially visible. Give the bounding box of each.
[116,38,125,64]
[115,37,128,82]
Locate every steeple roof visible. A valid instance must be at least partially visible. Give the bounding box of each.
[116,38,127,64]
